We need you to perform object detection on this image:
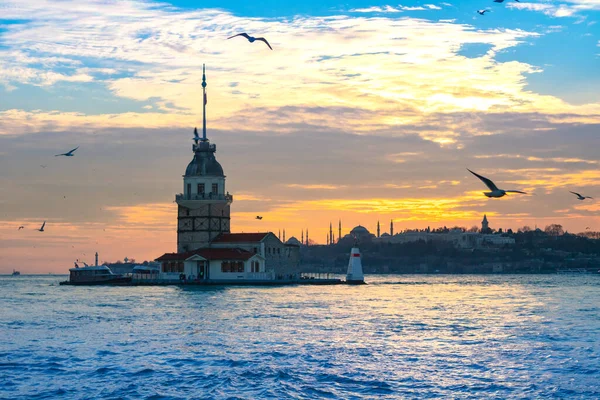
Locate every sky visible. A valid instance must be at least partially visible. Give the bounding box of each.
[1,0,599,272]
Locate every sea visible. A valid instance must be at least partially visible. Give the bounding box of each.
[1,274,599,399]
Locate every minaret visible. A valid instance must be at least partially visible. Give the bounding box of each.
[306,229,309,246]
[390,219,394,236]
[278,229,281,241]
[175,65,232,252]
[338,219,341,243]
[329,222,333,245]
[301,230,304,244]
[326,234,329,245]
[377,220,380,238]
[283,229,286,243]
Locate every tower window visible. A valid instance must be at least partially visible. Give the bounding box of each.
[198,183,205,195]
[186,183,191,198]
[212,183,218,195]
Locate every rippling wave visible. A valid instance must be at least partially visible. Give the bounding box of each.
[1,275,600,399]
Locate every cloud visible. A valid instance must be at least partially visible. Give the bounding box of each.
[286,184,346,190]
[508,1,600,17]
[350,6,402,13]
[2,0,598,148]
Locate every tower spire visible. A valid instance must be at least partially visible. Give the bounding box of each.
[202,64,208,142]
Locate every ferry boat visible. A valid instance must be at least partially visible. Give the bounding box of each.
[60,262,131,286]
[12,269,21,276]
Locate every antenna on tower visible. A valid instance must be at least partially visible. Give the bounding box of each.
[201,64,208,142]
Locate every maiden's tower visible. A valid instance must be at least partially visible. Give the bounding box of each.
[175,66,232,252]
[155,66,302,283]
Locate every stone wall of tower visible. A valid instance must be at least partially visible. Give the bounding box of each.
[177,202,231,252]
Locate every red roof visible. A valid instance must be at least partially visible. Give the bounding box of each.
[211,232,272,243]
[156,247,256,262]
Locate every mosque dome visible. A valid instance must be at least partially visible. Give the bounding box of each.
[350,225,370,235]
[185,142,224,177]
[286,237,301,246]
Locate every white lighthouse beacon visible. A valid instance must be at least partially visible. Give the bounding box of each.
[346,239,365,284]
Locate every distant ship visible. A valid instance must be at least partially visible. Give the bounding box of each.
[11,269,20,276]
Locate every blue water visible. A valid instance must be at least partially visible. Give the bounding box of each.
[1,275,599,399]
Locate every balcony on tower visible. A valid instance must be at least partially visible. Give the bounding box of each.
[176,192,233,202]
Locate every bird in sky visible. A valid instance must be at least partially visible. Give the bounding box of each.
[37,221,46,232]
[40,165,47,168]
[18,226,24,230]
[477,9,490,15]
[493,0,505,3]
[55,146,79,157]
[570,191,593,201]
[227,33,273,50]
[256,216,263,220]
[467,169,527,198]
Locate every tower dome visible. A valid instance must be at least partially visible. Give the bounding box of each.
[185,141,224,177]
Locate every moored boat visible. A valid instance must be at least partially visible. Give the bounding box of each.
[60,262,131,286]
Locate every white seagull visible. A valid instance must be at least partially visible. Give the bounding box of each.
[37,221,46,232]
[570,191,593,201]
[55,146,79,157]
[478,9,490,15]
[227,33,273,50]
[467,169,527,198]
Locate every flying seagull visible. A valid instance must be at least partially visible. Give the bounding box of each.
[478,9,490,15]
[55,146,79,157]
[256,216,263,220]
[493,0,504,2]
[570,191,593,201]
[37,221,46,232]
[467,169,527,198]
[227,33,273,50]
[18,226,24,230]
